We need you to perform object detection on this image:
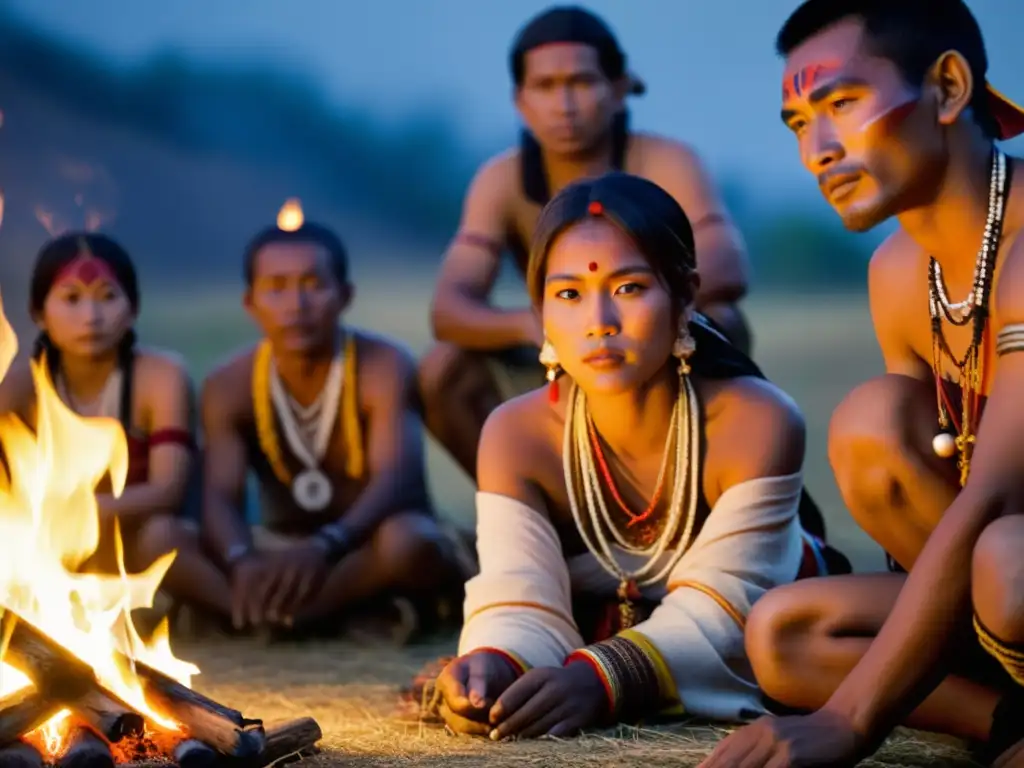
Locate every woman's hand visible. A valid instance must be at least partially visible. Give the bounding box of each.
[435,652,521,736]
[488,662,609,740]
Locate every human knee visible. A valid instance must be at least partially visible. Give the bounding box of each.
[745,585,822,703]
[828,375,928,523]
[371,513,446,587]
[417,343,468,407]
[749,581,835,704]
[972,515,1024,643]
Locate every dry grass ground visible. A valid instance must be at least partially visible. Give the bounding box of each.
[2,275,981,766]
[182,638,981,767]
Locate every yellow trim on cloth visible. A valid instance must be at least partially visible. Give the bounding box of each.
[619,628,685,715]
[975,614,1024,686]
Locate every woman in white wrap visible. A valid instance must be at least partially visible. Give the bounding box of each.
[434,172,843,740]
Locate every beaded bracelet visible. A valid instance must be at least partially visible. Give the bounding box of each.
[564,635,663,722]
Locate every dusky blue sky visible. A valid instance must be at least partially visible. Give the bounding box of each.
[5,0,1023,207]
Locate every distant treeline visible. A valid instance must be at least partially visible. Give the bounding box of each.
[0,6,875,289]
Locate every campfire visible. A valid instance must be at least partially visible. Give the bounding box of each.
[0,292,323,767]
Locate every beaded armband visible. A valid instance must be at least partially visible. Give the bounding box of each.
[564,634,672,723]
[995,323,1024,357]
[468,647,529,679]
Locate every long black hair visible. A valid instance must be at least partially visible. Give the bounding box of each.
[29,232,140,429]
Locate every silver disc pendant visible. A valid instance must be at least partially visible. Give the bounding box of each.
[292,469,333,512]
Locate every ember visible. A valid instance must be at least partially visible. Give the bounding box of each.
[0,293,323,766]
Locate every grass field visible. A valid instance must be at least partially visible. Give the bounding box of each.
[6,277,979,765]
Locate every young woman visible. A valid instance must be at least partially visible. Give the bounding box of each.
[0,232,197,574]
[432,172,846,739]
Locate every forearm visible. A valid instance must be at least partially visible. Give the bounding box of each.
[99,482,185,523]
[202,493,252,561]
[823,491,1002,743]
[324,474,424,546]
[460,491,583,668]
[431,291,536,351]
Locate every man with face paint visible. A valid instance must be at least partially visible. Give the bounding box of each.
[149,215,469,641]
[702,1,1024,767]
[418,5,752,486]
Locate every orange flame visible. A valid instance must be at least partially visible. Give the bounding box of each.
[276,199,304,232]
[0,290,198,752]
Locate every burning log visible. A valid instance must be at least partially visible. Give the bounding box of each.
[250,718,322,768]
[173,739,217,768]
[0,614,265,757]
[55,727,113,768]
[0,617,150,745]
[72,691,144,744]
[0,740,44,768]
[0,689,60,748]
[133,663,264,757]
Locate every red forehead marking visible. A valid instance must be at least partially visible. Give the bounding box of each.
[782,60,843,102]
[588,261,598,272]
[54,253,118,288]
[588,201,603,216]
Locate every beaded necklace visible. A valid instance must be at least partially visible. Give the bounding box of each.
[928,149,1009,486]
[563,371,700,629]
[252,330,364,495]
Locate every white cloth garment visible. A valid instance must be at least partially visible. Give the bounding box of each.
[458,471,804,722]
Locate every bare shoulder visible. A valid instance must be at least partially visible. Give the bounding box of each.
[632,132,706,179]
[134,347,191,386]
[477,388,555,493]
[352,329,415,373]
[702,375,806,494]
[200,345,258,416]
[869,228,922,277]
[469,148,520,197]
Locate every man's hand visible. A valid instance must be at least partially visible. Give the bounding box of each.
[256,541,331,625]
[435,652,521,736]
[699,710,868,768]
[487,663,608,740]
[229,554,271,630]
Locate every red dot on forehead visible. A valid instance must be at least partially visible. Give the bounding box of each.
[588,261,598,272]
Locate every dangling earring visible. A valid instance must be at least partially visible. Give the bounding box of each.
[539,340,561,403]
[672,325,696,375]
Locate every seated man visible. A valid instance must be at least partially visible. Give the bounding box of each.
[704,1,1024,766]
[432,173,845,738]
[419,5,752,483]
[145,207,467,639]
